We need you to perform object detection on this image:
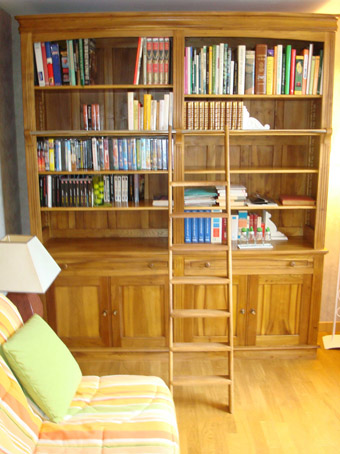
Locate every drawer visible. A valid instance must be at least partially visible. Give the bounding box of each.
[58,256,168,276]
[184,257,227,276]
[232,256,314,275]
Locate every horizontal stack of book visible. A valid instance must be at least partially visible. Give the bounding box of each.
[185,100,243,130]
[216,184,247,207]
[184,210,226,244]
[134,37,170,85]
[184,42,323,95]
[127,92,173,131]
[37,137,169,172]
[39,174,145,208]
[184,187,218,206]
[34,38,96,87]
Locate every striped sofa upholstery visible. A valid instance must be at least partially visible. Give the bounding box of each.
[0,294,180,453]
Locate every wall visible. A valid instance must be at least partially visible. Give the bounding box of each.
[0,8,21,236]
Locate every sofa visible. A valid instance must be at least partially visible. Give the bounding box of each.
[0,294,180,453]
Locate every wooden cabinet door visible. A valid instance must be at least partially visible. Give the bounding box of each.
[247,274,312,347]
[173,276,247,345]
[47,274,111,348]
[110,276,168,348]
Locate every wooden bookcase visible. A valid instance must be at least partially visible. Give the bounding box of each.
[16,12,337,359]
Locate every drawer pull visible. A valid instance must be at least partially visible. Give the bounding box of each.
[62,264,68,270]
[148,262,155,269]
[290,261,296,267]
[113,310,118,316]
[240,309,246,315]
[204,262,211,268]
[250,309,256,315]
[102,310,108,317]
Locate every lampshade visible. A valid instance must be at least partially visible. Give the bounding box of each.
[0,235,61,293]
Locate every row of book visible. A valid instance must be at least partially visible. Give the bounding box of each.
[133,37,171,85]
[184,42,323,95]
[127,92,173,131]
[34,39,96,87]
[184,211,226,244]
[37,137,169,172]
[185,100,244,130]
[39,174,145,208]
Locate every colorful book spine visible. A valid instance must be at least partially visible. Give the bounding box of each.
[237,45,246,95]
[34,42,45,87]
[289,48,296,95]
[255,44,267,95]
[266,49,274,95]
[50,42,62,86]
[45,42,55,86]
[294,56,304,95]
[245,50,255,95]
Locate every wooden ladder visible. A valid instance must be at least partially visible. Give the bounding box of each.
[168,128,233,413]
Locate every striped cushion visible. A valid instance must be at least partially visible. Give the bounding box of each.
[0,356,42,454]
[0,294,23,346]
[37,374,180,453]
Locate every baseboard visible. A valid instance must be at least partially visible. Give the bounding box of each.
[319,321,340,333]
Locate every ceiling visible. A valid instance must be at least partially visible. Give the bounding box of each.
[0,0,332,16]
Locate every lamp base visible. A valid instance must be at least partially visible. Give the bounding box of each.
[7,292,43,322]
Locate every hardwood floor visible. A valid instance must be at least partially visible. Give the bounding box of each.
[75,339,340,454]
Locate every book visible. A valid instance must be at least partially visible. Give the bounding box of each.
[306,43,313,95]
[133,37,143,84]
[302,48,309,95]
[255,44,267,95]
[294,56,303,94]
[284,44,292,95]
[127,92,134,130]
[50,42,62,86]
[245,50,255,95]
[152,38,159,84]
[34,42,45,87]
[266,49,274,95]
[312,55,320,95]
[279,195,316,206]
[184,213,192,243]
[289,48,296,95]
[237,45,246,95]
[45,42,55,86]
[153,195,168,206]
[276,44,283,95]
[40,42,49,86]
[78,39,85,86]
[67,39,76,86]
[317,50,323,95]
[159,37,165,84]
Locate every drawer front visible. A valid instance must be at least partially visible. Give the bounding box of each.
[58,256,168,276]
[184,257,227,276]
[232,256,314,275]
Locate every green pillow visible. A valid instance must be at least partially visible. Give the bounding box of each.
[3,314,82,423]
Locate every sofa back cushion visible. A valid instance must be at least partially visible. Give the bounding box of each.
[0,355,41,454]
[0,293,23,347]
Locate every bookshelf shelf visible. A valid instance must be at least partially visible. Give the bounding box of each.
[34,84,174,90]
[184,94,322,99]
[181,129,327,136]
[40,200,168,211]
[31,130,172,137]
[39,170,168,175]
[185,168,319,174]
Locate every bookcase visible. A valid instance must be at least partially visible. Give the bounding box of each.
[16,13,337,365]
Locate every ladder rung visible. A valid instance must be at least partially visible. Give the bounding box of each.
[171,181,228,187]
[172,342,232,352]
[170,244,229,252]
[171,212,228,219]
[172,375,232,386]
[171,276,230,285]
[171,309,230,318]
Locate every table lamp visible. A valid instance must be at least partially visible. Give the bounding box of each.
[0,235,61,321]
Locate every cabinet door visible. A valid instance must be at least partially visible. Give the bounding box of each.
[47,275,111,348]
[110,276,168,348]
[248,274,312,347]
[173,276,247,345]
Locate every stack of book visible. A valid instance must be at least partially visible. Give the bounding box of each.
[184,41,323,95]
[127,92,173,131]
[133,37,170,85]
[34,38,96,87]
[184,187,217,206]
[216,184,247,207]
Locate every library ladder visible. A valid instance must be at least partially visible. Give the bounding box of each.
[168,128,234,413]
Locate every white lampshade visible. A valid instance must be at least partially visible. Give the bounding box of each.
[0,235,61,293]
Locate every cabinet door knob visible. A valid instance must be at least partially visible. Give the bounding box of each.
[204,262,211,268]
[240,309,246,315]
[102,310,108,317]
[62,264,68,270]
[148,262,154,269]
[290,261,296,267]
[113,310,118,316]
[250,309,256,315]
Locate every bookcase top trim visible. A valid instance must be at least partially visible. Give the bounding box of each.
[16,12,338,35]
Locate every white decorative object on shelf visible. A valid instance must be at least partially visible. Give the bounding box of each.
[243,106,270,130]
[262,210,287,240]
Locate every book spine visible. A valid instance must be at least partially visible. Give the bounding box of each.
[78,39,85,86]
[294,56,303,95]
[276,44,282,95]
[133,37,143,85]
[198,212,204,243]
[245,50,255,95]
[127,92,134,130]
[266,49,274,95]
[164,37,170,85]
[255,44,267,95]
[312,55,320,95]
[306,43,314,95]
[158,37,164,85]
[302,48,309,95]
[40,42,49,86]
[284,45,292,95]
[317,50,323,95]
[184,213,192,243]
[45,42,55,86]
[67,40,76,86]
[152,38,159,84]
[237,45,246,95]
[50,42,62,86]
[289,48,296,95]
